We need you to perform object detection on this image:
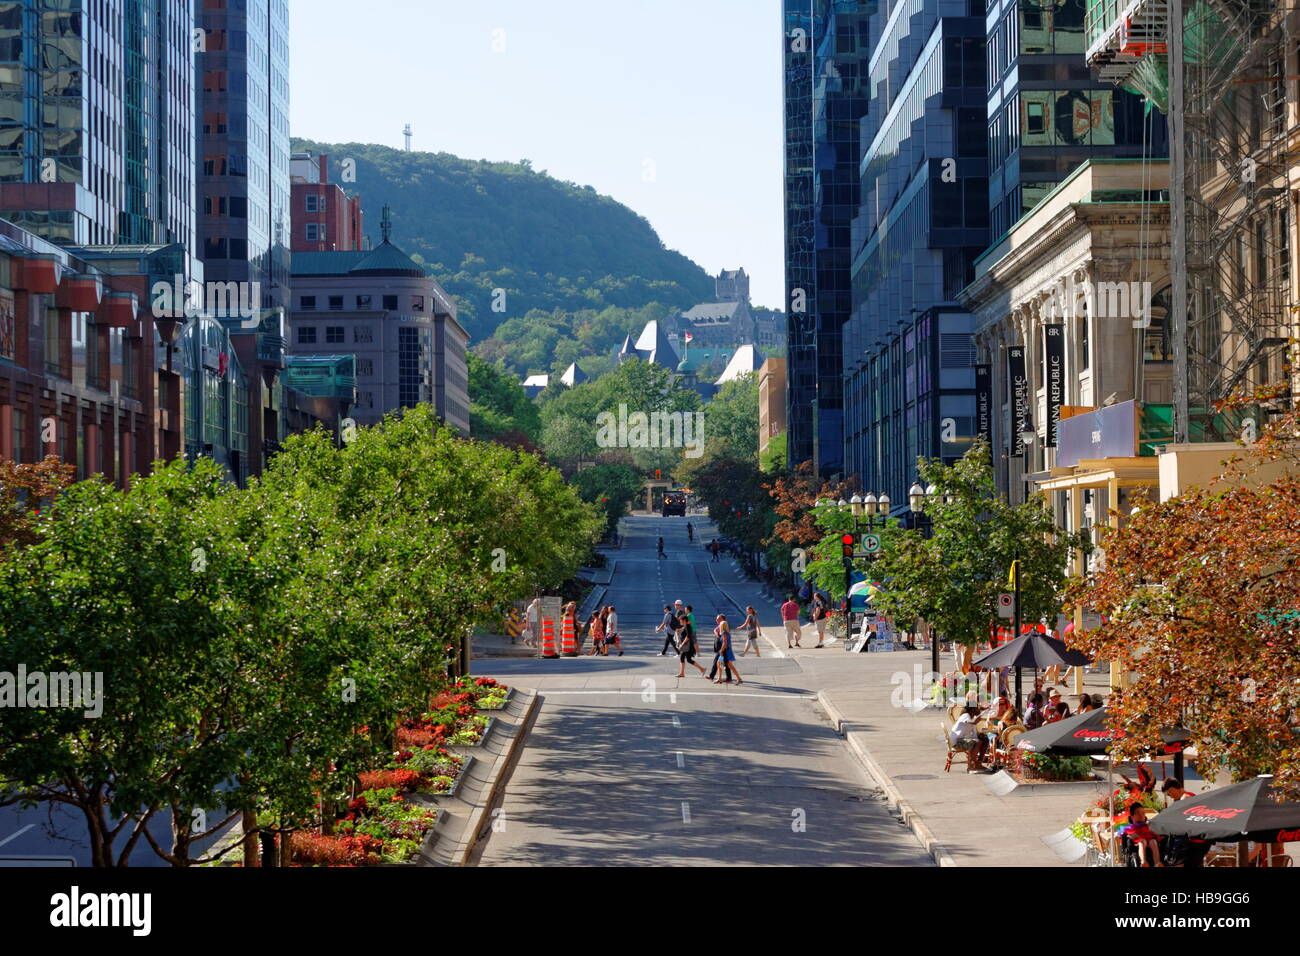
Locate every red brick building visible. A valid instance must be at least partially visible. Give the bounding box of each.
[290,153,364,253]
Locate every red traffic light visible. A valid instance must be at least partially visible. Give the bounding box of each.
[841,534,854,546]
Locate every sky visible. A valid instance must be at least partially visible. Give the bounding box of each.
[288,0,785,308]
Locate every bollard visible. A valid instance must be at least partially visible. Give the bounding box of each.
[541,618,558,658]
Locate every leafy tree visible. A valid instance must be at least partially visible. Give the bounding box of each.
[468,353,542,444]
[867,440,1089,647]
[760,431,788,474]
[703,374,759,462]
[0,456,75,551]
[1069,410,1300,795]
[572,464,643,535]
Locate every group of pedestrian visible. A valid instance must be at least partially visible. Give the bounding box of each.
[585,604,623,656]
[779,590,834,649]
[654,599,748,682]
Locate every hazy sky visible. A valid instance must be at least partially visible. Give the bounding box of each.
[288,0,784,308]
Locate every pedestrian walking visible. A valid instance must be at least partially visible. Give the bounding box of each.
[685,604,696,638]
[713,615,742,685]
[605,604,623,656]
[675,610,706,678]
[741,605,761,657]
[686,522,694,542]
[811,593,829,648]
[656,603,678,655]
[587,608,606,656]
[707,617,729,682]
[657,536,666,559]
[709,539,720,562]
[781,593,803,648]
[524,596,541,649]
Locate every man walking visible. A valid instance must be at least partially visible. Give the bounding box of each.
[781,593,803,649]
[606,604,624,656]
[709,539,720,563]
[524,597,542,650]
[657,602,681,655]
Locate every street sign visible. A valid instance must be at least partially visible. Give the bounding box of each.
[997,592,1016,619]
[860,533,882,554]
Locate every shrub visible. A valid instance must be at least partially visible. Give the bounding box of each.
[291,832,382,866]
[359,769,423,793]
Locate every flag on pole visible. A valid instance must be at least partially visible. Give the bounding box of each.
[684,332,694,343]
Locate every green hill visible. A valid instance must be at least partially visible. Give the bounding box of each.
[290,139,714,343]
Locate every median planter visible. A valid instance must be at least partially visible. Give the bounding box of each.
[476,687,514,711]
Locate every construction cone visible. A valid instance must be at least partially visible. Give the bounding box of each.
[541,618,558,658]
[561,615,577,657]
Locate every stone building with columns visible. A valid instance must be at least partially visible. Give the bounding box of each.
[959,159,1173,524]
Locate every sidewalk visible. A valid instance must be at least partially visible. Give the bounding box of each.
[707,558,1131,867]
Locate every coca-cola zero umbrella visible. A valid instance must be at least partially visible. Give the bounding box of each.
[1015,707,1192,756]
[1151,776,1300,844]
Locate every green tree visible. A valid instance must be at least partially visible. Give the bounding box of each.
[703,374,759,462]
[468,352,542,444]
[572,464,643,536]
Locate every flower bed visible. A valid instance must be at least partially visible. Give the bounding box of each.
[1011,752,1095,783]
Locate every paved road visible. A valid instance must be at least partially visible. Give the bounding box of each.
[472,514,931,866]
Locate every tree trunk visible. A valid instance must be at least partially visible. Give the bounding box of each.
[242,810,258,867]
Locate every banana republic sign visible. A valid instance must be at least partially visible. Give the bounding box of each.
[1043,325,1065,447]
[1006,346,1029,455]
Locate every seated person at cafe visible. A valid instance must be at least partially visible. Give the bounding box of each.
[949,705,990,770]
[1076,693,1096,713]
[1047,689,1070,717]
[1024,693,1047,730]
[1125,803,1162,867]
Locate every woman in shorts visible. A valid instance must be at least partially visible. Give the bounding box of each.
[675,610,706,677]
[587,609,606,655]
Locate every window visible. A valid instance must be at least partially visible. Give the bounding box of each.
[305,194,322,213]
[354,326,374,344]
[298,326,317,345]
[357,358,374,376]
[383,295,398,311]
[1078,313,1089,371]
[360,391,374,408]
[305,223,324,242]
[300,295,316,310]
[326,326,345,344]
[328,296,344,311]
[412,296,425,312]
[356,294,372,309]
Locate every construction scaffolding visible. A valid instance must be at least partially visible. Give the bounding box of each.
[1088,0,1300,441]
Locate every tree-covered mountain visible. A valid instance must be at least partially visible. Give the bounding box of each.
[290,139,714,343]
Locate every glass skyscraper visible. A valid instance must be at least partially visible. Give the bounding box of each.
[0,0,197,267]
[783,0,874,477]
[985,0,1166,239]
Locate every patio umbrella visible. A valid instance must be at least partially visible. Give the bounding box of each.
[973,631,1091,713]
[1014,707,1191,756]
[1151,776,1300,845]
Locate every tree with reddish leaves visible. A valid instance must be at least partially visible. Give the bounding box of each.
[0,455,75,552]
[1069,406,1300,796]
[765,460,858,550]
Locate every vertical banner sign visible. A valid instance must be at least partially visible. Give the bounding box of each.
[1007,346,1028,455]
[1043,324,1065,447]
[975,364,993,449]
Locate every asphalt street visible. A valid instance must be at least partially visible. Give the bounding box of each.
[472,514,932,866]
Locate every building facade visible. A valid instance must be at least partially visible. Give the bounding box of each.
[0,0,198,271]
[290,152,363,252]
[288,212,468,435]
[758,356,789,456]
[783,0,874,477]
[195,0,292,478]
[843,0,988,509]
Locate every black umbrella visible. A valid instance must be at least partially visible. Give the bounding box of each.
[973,631,1091,670]
[1151,776,1300,844]
[1015,707,1192,756]
[973,631,1091,713]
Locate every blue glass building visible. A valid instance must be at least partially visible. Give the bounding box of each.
[843,0,988,508]
[783,0,874,477]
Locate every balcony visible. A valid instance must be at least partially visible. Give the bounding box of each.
[1086,0,1169,106]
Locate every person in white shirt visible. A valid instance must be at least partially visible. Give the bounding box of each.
[949,705,989,770]
[524,598,541,649]
[605,605,623,657]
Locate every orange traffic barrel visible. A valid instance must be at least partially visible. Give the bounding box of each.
[561,615,577,656]
[541,618,558,658]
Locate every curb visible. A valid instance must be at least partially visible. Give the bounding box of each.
[454,690,540,866]
[816,690,957,868]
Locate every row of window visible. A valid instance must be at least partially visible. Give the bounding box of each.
[299,294,428,312]
[297,325,373,346]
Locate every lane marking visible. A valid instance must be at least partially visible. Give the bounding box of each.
[680,801,691,824]
[538,690,816,700]
[0,824,34,849]
[675,751,685,769]
[669,692,677,704]
[671,715,681,728]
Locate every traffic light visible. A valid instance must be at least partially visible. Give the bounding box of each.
[841,533,855,559]
[655,469,662,480]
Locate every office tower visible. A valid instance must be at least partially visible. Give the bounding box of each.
[0,0,197,268]
[782,0,873,477]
